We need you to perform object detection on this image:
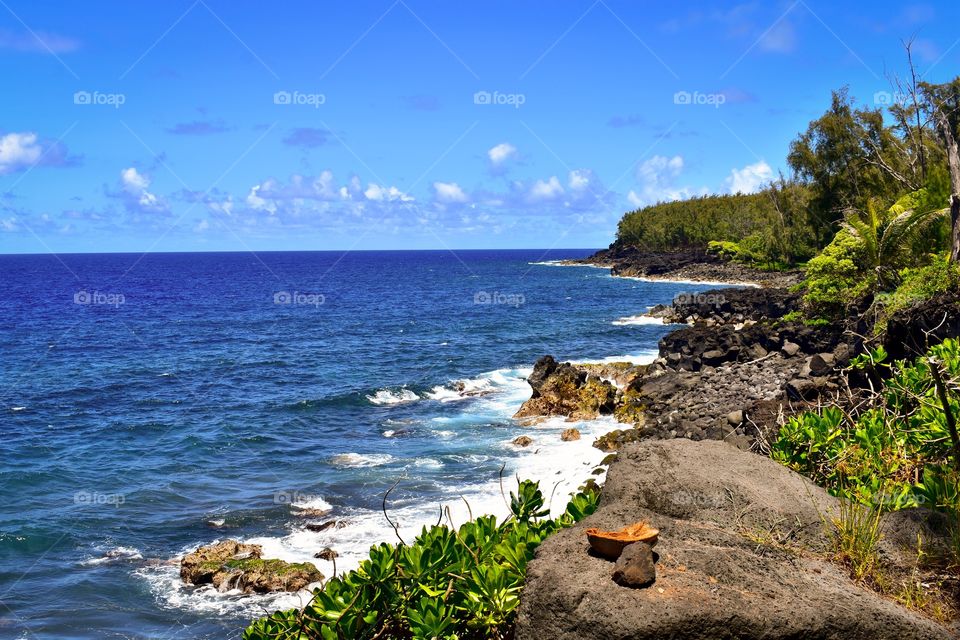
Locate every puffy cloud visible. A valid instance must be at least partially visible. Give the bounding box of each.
[0,132,78,174]
[0,133,42,172]
[725,160,773,194]
[528,176,564,202]
[117,167,166,213]
[628,155,707,207]
[433,181,469,203]
[487,142,518,167]
[364,183,414,202]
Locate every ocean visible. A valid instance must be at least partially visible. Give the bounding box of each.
[0,249,712,639]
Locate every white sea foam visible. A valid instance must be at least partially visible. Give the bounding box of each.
[10,406,26,412]
[291,495,333,512]
[329,453,394,468]
[611,314,667,326]
[617,274,761,287]
[145,361,616,616]
[79,545,143,566]
[366,388,419,405]
[575,351,659,366]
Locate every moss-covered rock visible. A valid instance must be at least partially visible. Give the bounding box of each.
[180,540,323,594]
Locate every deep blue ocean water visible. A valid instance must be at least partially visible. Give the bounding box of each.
[0,250,715,639]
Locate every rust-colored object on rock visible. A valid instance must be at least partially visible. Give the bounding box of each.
[585,522,659,560]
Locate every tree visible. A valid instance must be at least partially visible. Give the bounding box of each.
[920,79,960,262]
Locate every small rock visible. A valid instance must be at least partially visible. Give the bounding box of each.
[561,428,581,442]
[808,353,836,376]
[611,542,656,588]
[305,520,346,532]
[727,410,744,426]
[781,341,801,357]
[512,435,533,447]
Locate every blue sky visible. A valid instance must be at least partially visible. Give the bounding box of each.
[0,0,957,253]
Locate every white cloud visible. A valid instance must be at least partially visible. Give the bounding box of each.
[568,169,591,191]
[0,132,42,174]
[628,155,706,206]
[528,176,564,201]
[488,142,517,167]
[725,160,772,194]
[364,183,414,202]
[433,181,469,203]
[119,167,164,211]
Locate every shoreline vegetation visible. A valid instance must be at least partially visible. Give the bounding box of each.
[241,62,960,638]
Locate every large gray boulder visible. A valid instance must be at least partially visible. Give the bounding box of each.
[516,439,950,640]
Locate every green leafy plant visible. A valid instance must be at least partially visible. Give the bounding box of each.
[244,480,599,639]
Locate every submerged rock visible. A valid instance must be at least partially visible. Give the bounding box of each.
[517,439,950,640]
[180,540,323,594]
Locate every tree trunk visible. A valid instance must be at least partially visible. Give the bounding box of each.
[934,109,960,262]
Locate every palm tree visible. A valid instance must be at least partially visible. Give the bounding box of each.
[841,197,948,290]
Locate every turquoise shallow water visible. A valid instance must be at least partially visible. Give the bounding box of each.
[0,249,714,638]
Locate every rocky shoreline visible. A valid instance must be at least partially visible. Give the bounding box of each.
[512,249,960,638]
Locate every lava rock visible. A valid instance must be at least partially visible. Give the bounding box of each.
[611,542,656,588]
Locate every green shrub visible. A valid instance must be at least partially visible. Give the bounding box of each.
[872,254,960,332]
[244,481,600,639]
[802,229,874,316]
[772,339,960,513]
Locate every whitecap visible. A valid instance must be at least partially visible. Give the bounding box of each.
[366,388,419,405]
[79,546,143,566]
[611,315,667,326]
[329,453,394,468]
[10,406,26,412]
[291,495,333,512]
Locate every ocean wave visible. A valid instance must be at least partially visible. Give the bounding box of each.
[574,352,659,365]
[611,314,666,326]
[366,388,420,406]
[79,546,143,566]
[329,453,394,468]
[290,495,333,513]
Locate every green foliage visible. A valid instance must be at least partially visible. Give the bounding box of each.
[244,481,600,639]
[802,228,875,315]
[615,184,817,266]
[772,339,960,513]
[873,254,960,332]
[801,189,949,316]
